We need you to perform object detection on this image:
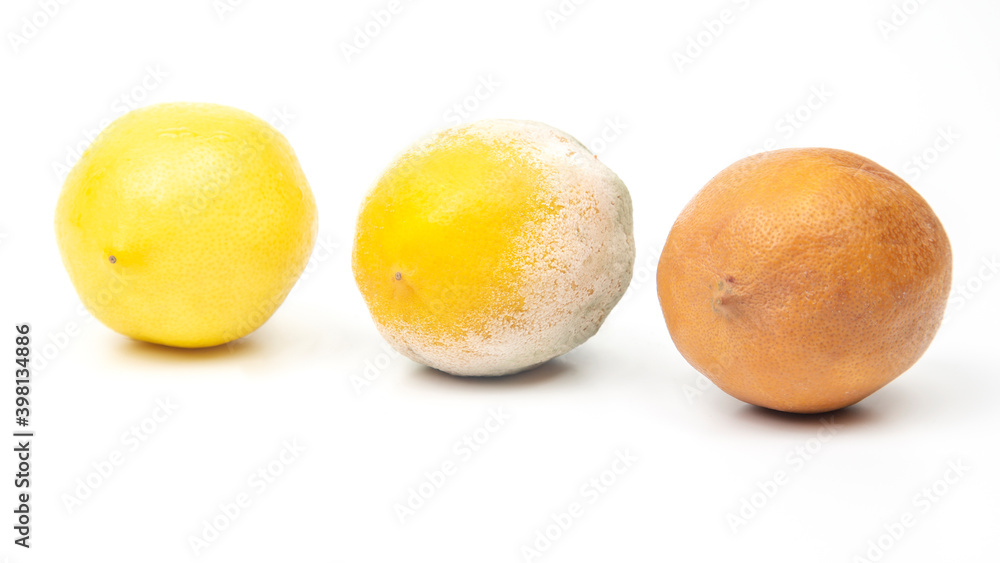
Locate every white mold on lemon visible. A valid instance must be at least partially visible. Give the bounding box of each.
[353,119,635,376]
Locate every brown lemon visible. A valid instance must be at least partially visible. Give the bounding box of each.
[657,148,951,413]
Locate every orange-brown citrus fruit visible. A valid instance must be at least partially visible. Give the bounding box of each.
[657,148,951,413]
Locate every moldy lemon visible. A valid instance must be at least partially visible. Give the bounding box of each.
[353,120,634,376]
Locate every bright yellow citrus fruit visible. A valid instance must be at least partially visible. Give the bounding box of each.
[353,119,634,376]
[55,102,318,348]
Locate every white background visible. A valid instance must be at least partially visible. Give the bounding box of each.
[1,0,999,561]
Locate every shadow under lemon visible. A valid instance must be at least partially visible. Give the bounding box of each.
[734,402,880,431]
[729,357,987,431]
[115,335,265,365]
[113,329,304,378]
[112,306,336,375]
[410,356,577,390]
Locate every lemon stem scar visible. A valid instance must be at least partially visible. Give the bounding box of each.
[109,255,117,264]
[394,272,402,280]
[712,276,737,316]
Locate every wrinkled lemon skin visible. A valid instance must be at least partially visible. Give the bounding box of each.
[657,148,951,413]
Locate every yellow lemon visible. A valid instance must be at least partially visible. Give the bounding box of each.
[353,119,634,375]
[55,102,317,348]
